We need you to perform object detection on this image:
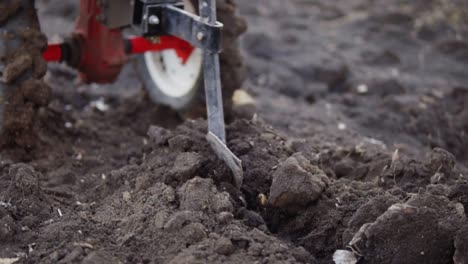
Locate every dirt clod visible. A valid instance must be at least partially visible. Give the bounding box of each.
[178,177,233,213]
[169,152,203,183]
[426,148,456,175]
[0,215,15,241]
[350,195,465,264]
[269,154,328,213]
[2,164,51,225]
[147,125,171,146]
[454,225,468,264]
[215,236,236,255]
[2,53,32,83]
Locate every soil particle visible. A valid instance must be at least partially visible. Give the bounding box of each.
[269,154,329,213]
[454,225,468,264]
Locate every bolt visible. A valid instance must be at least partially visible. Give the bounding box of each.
[197,32,205,41]
[148,15,160,25]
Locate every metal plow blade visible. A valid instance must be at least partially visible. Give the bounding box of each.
[206,132,243,188]
[200,0,244,188]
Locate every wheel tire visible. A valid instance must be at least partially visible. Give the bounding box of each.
[137,0,247,118]
[0,0,50,148]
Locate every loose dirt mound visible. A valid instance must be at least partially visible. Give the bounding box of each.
[0,0,467,263]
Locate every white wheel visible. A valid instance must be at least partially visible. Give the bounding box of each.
[138,0,204,110]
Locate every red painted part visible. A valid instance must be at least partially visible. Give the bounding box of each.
[43,0,196,83]
[73,0,127,84]
[129,36,195,64]
[43,44,62,62]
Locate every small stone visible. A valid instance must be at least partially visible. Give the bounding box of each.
[233,89,256,106]
[356,84,368,94]
[154,211,168,229]
[0,258,19,264]
[217,212,234,224]
[338,123,347,130]
[333,250,357,264]
[162,186,176,203]
[122,191,131,202]
[215,237,235,255]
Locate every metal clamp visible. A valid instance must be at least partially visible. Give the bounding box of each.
[137,4,223,53]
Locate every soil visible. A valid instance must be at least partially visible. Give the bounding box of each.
[0,0,50,148]
[1,0,468,263]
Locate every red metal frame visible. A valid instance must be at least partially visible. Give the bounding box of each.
[128,36,194,64]
[42,0,194,84]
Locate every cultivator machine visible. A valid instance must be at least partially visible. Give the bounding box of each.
[0,0,243,187]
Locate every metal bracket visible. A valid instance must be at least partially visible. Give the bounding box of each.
[199,0,243,188]
[135,4,223,53]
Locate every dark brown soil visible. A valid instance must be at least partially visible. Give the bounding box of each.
[0,0,51,148]
[1,0,467,263]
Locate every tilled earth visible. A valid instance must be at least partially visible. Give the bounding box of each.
[1,0,468,263]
